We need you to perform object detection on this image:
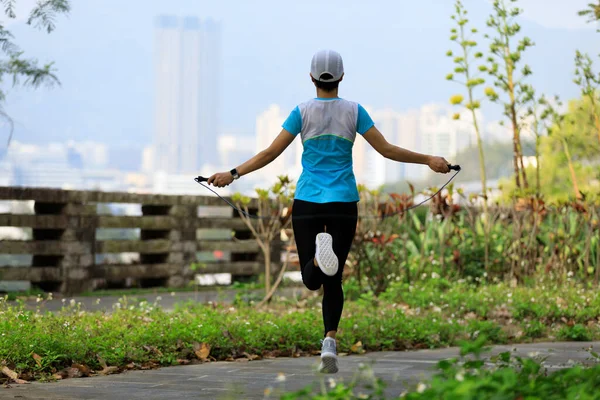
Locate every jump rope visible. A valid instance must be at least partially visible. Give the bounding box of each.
[194,164,462,220]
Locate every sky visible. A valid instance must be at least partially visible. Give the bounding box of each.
[1,0,598,147]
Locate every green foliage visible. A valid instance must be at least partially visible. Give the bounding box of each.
[0,0,70,146]
[485,0,535,191]
[446,0,488,213]
[233,176,295,296]
[2,280,600,383]
[579,1,600,28]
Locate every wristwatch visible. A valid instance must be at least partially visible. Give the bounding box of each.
[230,168,240,180]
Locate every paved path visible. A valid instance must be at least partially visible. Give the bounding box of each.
[10,286,308,313]
[3,342,598,400]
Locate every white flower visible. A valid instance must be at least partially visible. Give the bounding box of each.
[431,272,440,279]
[456,372,464,382]
[156,296,162,301]
[567,271,574,277]
[170,292,176,297]
[433,306,442,313]
[70,299,76,307]
[95,298,101,305]
[528,352,540,358]
[328,377,336,388]
[276,372,286,382]
[417,382,427,393]
[36,297,42,303]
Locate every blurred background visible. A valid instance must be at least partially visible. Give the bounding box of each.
[0,0,597,196]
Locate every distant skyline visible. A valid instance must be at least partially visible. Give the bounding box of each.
[153,15,221,172]
[1,0,597,150]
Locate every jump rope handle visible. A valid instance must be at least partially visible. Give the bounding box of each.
[448,164,461,172]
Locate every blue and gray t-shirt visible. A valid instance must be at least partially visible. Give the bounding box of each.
[282,97,375,204]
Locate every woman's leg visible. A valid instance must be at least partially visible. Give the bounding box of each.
[321,202,358,338]
[292,200,326,291]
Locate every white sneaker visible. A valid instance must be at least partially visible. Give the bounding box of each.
[318,337,338,374]
[315,233,338,277]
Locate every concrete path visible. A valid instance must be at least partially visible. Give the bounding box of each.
[10,286,308,313]
[3,342,598,400]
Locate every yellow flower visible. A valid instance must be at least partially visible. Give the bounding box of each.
[450,94,464,105]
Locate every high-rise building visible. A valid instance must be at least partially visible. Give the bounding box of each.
[153,15,221,174]
[255,105,302,183]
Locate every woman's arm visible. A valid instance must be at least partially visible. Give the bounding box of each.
[362,126,450,173]
[207,129,296,187]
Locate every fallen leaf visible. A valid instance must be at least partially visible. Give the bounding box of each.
[176,339,184,350]
[96,354,107,369]
[125,363,137,370]
[177,359,190,365]
[98,366,119,375]
[32,353,42,368]
[1,367,28,384]
[350,341,363,354]
[52,373,63,380]
[143,345,163,357]
[242,352,261,361]
[72,364,91,377]
[65,367,82,379]
[193,342,211,361]
[96,354,118,375]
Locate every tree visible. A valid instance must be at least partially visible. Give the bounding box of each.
[232,176,294,300]
[446,0,488,209]
[521,88,548,198]
[574,51,600,145]
[485,0,534,193]
[579,1,600,28]
[0,0,70,148]
[538,97,599,202]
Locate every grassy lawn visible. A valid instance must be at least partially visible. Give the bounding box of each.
[1,277,599,385]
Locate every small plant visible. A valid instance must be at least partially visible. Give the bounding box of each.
[446,0,488,210]
[574,50,600,145]
[485,0,535,192]
[232,176,294,300]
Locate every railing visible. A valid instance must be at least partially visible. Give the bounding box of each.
[0,186,283,295]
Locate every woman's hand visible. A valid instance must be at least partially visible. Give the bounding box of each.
[427,156,450,173]
[207,172,234,188]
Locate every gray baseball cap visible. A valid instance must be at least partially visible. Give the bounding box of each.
[310,49,344,82]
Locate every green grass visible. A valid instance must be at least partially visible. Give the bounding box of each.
[0,279,599,383]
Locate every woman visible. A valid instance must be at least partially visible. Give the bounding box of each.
[207,49,450,374]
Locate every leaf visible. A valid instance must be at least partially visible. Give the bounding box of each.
[1,366,28,384]
[96,354,119,375]
[72,363,91,377]
[32,353,42,368]
[350,341,365,354]
[143,345,163,357]
[98,366,119,375]
[193,342,211,361]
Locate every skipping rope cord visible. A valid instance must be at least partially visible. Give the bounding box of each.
[194,165,461,220]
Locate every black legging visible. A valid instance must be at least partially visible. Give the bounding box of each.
[291,199,358,337]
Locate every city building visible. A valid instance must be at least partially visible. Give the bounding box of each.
[255,105,302,183]
[153,15,221,174]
